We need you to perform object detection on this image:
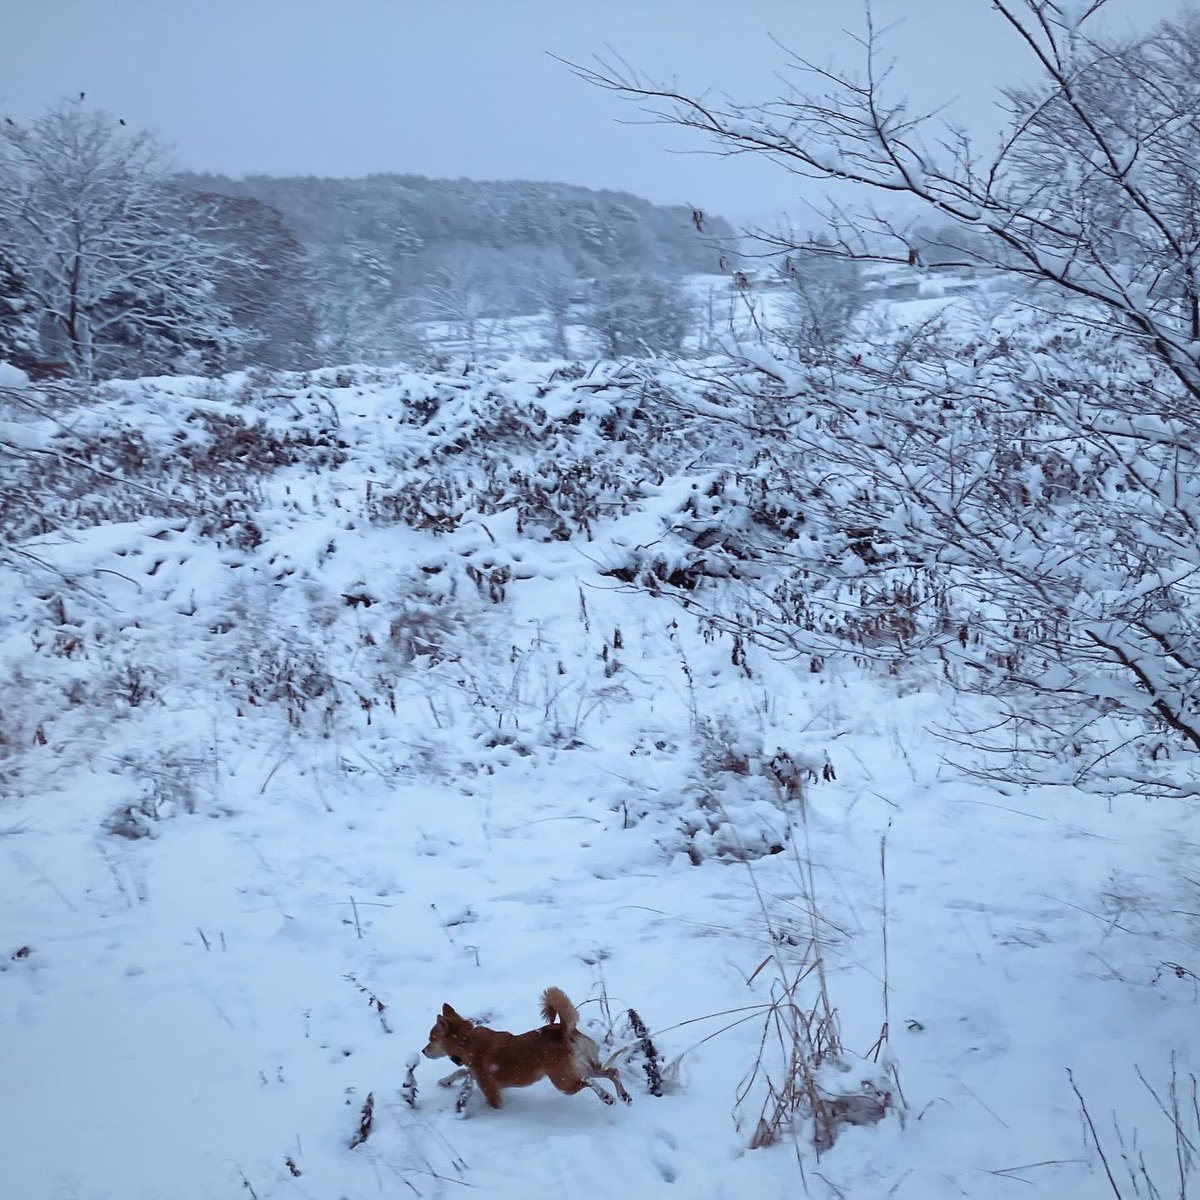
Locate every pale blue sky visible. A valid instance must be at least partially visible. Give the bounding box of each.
[2,0,1184,223]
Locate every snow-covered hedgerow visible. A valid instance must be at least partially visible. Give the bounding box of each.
[6,319,1200,800]
[636,310,1200,798]
[0,360,835,841]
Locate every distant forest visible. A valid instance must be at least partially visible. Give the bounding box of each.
[178,172,735,365]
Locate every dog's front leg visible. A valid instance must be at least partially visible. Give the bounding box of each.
[438,1067,470,1088]
[454,1071,476,1115]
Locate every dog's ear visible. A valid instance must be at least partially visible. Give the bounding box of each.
[441,1002,455,1017]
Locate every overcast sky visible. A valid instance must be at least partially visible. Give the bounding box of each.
[2,0,1185,224]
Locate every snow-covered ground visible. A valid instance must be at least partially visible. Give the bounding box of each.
[1,357,1197,1199]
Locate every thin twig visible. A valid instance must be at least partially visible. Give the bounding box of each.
[1067,1068,1124,1199]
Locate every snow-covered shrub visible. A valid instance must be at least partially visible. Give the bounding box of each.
[1,380,346,539]
[0,249,42,371]
[661,716,814,865]
[102,748,205,840]
[384,571,471,667]
[9,337,1199,799]
[610,318,1200,796]
[578,272,695,358]
[363,369,694,542]
[773,248,866,354]
[227,639,337,731]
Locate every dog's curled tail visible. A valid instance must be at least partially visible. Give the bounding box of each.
[540,986,579,1033]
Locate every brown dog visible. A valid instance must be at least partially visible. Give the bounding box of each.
[422,986,633,1110]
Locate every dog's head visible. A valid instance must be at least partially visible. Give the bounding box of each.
[423,1002,471,1060]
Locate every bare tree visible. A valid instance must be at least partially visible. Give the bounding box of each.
[539,271,579,358]
[571,3,1200,792]
[0,99,240,379]
[579,272,695,358]
[420,255,504,357]
[310,242,428,365]
[0,248,40,371]
[773,242,865,353]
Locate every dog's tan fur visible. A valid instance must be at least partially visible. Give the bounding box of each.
[422,986,633,1110]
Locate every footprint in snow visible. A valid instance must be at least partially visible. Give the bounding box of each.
[651,1128,679,1184]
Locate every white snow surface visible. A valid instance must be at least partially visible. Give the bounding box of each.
[0,361,30,388]
[1,360,1197,1200]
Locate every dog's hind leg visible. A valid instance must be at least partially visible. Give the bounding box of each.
[581,1053,633,1105]
[551,1074,617,1105]
[561,1080,619,1104]
[593,1066,633,1105]
[585,1080,618,1106]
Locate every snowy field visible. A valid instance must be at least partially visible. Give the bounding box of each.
[1,353,1197,1200]
[413,268,1011,362]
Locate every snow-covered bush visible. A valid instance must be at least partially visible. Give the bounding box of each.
[576,4,1200,795]
[7,325,1200,800]
[579,272,696,358]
